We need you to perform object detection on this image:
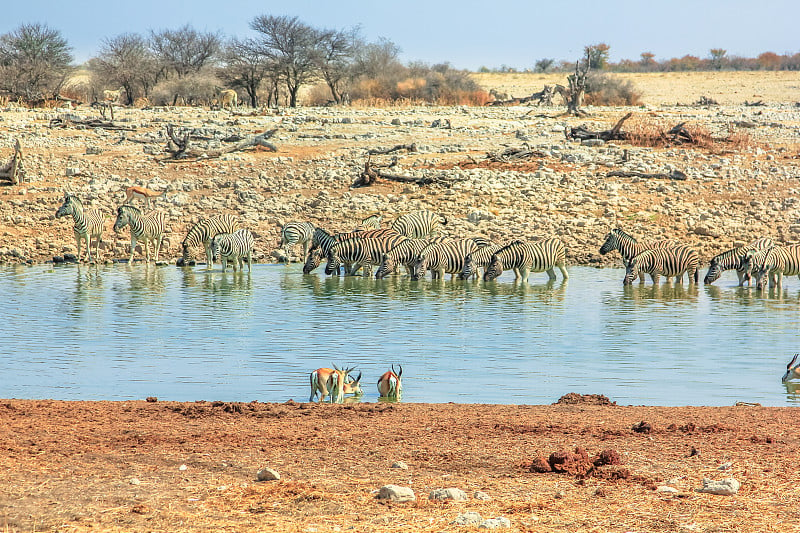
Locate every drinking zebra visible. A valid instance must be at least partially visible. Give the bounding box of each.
[741,248,773,287]
[703,237,775,285]
[623,246,699,285]
[304,228,397,274]
[748,244,800,289]
[55,193,105,262]
[326,233,407,276]
[357,213,382,231]
[484,239,568,282]
[374,237,450,279]
[211,228,255,272]
[391,210,447,239]
[113,205,166,264]
[280,221,315,263]
[181,214,239,268]
[410,239,478,280]
[460,242,518,280]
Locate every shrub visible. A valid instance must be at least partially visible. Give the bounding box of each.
[584,72,642,106]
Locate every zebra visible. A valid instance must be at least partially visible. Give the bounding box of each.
[374,237,451,279]
[747,244,800,289]
[304,228,397,274]
[211,228,255,272]
[410,239,478,280]
[460,242,519,280]
[181,214,239,268]
[484,239,568,282]
[741,248,773,287]
[599,228,677,275]
[356,213,382,231]
[113,204,167,264]
[703,237,775,285]
[391,210,447,239]
[55,193,105,262]
[280,221,315,263]
[326,233,407,276]
[623,246,699,285]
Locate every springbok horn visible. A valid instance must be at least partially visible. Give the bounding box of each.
[788,354,798,369]
[354,371,362,382]
[333,363,340,371]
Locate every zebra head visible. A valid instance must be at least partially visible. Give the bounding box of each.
[704,259,722,285]
[410,255,427,281]
[783,354,800,382]
[55,193,78,218]
[598,231,619,255]
[181,241,192,264]
[324,249,341,276]
[374,253,395,279]
[209,235,223,262]
[623,259,639,285]
[303,248,323,274]
[113,205,134,232]
[460,253,475,280]
[483,254,503,281]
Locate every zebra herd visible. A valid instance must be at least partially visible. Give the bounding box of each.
[55,192,256,271]
[282,209,570,282]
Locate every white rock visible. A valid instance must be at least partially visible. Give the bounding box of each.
[391,461,409,470]
[257,467,280,481]
[473,491,491,501]
[657,485,679,493]
[377,484,415,502]
[479,517,511,529]
[429,487,468,501]
[697,477,740,496]
[452,511,483,525]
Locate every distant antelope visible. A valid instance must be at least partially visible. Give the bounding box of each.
[124,186,166,210]
[309,366,362,403]
[377,365,403,400]
[103,86,126,104]
[783,355,800,382]
[219,89,238,111]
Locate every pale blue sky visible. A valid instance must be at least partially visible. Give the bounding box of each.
[3,0,798,69]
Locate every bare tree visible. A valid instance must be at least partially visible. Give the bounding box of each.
[0,23,73,101]
[351,37,403,80]
[249,15,320,107]
[315,26,361,104]
[91,33,158,104]
[218,38,274,107]
[149,25,221,79]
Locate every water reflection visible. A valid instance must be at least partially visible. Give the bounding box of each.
[783,381,800,404]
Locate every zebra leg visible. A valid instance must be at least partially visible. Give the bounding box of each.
[94,234,101,263]
[232,255,239,272]
[154,236,162,263]
[204,243,213,269]
[518,267,530,282]
[546,268,557,280]
[129,237,137,264]
[558,264,569,280]
[651,273,660,284]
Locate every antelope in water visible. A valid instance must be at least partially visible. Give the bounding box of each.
[782,354,800,382]
[309,366,363,403]
[377,364,403,400]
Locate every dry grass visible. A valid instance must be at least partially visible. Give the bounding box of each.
[625,116,756,151]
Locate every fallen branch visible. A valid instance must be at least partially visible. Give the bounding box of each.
[485,146,547,163]
[606,169,687,181]
[0,139,25,185]
[352,159,434,188]
[566,112,633,142]
[367,143,417,155]
[488,85,557,107]
[162,127,278,162]
[49,115,135,131]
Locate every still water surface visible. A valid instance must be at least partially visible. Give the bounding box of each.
[2,263,799,405]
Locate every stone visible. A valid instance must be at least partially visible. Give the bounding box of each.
[657,486,679,493]
[697,477,740,496]
[377,484,415,502]
[391,461,409,470]
[581,138,605,147]
[65,167,82,177]
[429,487,468,501]
[452,511,483,525]
[479,517,511,529]
[256,467,280,481]
[473,491,491,501]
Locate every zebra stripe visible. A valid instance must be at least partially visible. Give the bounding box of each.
[410,239,478,280]
[703,237,775,285]
[390,210,447,239]
[212,229,255,272]
[750,244,800,289]
[374,237,451,279]
[460,242,518,280]
[280,221,315,263]
[113,204,166,263]
[357,213,382,231]
[484,239,568,282]
[599,228,676,264]
[326,233,407,276]
[623,246,699,285]
[55,193,105,262]
[304,228,397,274]
[181,214,239,268]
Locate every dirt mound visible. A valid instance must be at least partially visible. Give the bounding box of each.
[554,393,617,406]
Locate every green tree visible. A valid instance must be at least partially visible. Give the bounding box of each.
[709,48,727,70]
[584,43,610,70]
[0,23,73,100]
[535,58,554,72]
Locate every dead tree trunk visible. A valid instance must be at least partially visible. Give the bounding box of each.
[557,61,590,116]
[0,140,26,185]
[566,112,633,142]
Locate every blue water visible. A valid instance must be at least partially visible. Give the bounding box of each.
[2,263,799,405]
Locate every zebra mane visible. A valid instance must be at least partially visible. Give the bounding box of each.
[710,246,744,265]
[611,228,636,242]
[119,203,142,215]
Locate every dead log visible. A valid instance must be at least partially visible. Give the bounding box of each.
[744,100,765,107]
[490,85,557,107]
[567,112,633,142]
[49,112,135,131]
[606,169,687,181]
[559,60,590,116]
[485,146,547,162]
[0,139,25,185]
[352,159,434,188]
[368,143,417,155]
[162,127,278,161]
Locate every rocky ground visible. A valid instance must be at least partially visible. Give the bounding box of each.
[0,94,799,268]
[1,398,799,532]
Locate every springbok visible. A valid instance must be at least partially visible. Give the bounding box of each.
[309,366,362,403]
[103,86,126,104]
[124,186,166,210]
[377,364,403,400]
[783,355,800,382]
[219,89,238,111]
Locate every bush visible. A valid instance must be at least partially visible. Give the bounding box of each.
[584,72,642,106]
[149,72,219,106]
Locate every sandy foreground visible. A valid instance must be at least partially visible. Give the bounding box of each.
[2,398,799,533]
[2,73,800,532]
